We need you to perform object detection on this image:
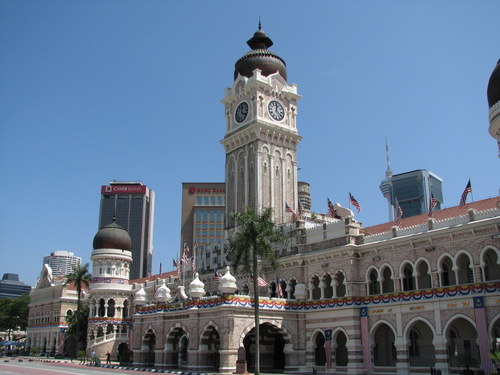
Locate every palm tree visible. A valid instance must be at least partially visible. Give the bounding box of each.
[228,206,286,375]
[64,263,91,355]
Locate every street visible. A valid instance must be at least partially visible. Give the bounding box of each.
[0,359,161,375]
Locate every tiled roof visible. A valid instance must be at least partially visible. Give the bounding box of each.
[131,270,177,284]
[363,196,500,235]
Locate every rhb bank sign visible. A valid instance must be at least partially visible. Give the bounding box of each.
[101,185,147,194]
[188,186,225,195]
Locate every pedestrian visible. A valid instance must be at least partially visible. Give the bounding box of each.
[106,351,111,364]
[91,350,96,365]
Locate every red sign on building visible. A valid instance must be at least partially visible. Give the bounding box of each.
[101,185,147,194]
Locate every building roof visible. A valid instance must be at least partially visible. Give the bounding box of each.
[93,221,132,251]
[363,196,499,235]
[131,270,178,284]
[234,26,287,81]
[487,59,500,107]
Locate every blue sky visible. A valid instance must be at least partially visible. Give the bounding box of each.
[1,1,499,287]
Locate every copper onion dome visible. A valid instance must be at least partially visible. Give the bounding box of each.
[234,23,287,81]
[487,59,500,107]
[93,220,132,251]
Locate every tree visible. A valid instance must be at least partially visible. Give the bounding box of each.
[64,263,91,355]
[0,293,30,340]
[227,206,286,375]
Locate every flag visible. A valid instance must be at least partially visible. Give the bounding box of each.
[285,202,297,221]
[395,200,403,227]
[250,274,268,287]
[214,269,222,282]
[276,278,283,298]
[459,179,472,208]
[182,242,189,264]
[327,198,336,218]
[324,329,332,369]
[191,256,196,274]
[428,193,438,217]
[173,258,180,276]
[349,193,361,213]
[298,199,304,218]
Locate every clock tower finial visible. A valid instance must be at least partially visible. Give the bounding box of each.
[258,17,261,31]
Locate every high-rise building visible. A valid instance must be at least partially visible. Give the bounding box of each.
[0,273,31,299]
[42,250,81,277]
[380,168,443,220]
[98,181,155,279]
[180,183,226,271]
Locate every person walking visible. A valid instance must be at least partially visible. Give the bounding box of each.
[91,350,96,365]
[106,351,111,365]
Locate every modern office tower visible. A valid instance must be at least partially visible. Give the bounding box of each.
[487,59,500,157]
[180,183,225,271]
[0,273,31,299]
[42,250,81,277]
[99,181,155,280]
[380,169,444,220]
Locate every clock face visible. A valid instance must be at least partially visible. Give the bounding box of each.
[235,102,249,123]
[268,100,285,121]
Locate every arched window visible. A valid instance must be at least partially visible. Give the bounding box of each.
[311,276,321,300]
[456,254,474,284]
[441,257,455,286]
[417,262,432,289]
[107,299,116,317]
[335,331,348,366]
[123,300,129,319]
[483,248,500,281]
[336,273,346,297]
[368,270,380,295]
[381,267,394,293]
[323,274,333,299]
[402,264,415,291]
[98,299,105,317]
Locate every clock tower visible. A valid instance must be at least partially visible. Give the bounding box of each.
[221,25,301,227]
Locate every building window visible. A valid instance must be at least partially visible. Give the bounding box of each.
[196,197,202,205]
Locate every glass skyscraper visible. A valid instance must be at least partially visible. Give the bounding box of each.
[98,181,155,279]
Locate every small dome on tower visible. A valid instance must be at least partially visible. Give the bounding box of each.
[93,220,132,251]
[218,266,237,295]
[155,280,171,303]
[234,24,287,81]
[487,59,500,108]
[188,273,205,299]
[134,286,147,306]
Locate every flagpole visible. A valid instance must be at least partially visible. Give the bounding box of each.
[469,177,474,202]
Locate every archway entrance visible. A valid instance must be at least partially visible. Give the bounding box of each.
[118,342,131,365]
[166,327,188,369]
[143,329,156,367]
[200,325,220,370]
[314,331,326,366]
[446,318,479,368]
[373,324,396,367]
[243,323,286,372]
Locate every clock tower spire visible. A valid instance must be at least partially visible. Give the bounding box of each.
[221,26,301,227]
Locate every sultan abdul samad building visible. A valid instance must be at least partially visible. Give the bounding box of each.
[27,27,500,375]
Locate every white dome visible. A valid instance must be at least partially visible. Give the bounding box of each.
[218,266,238,295]
[188,273,205,299]
[134,286,148,306]
[155,280,171,303]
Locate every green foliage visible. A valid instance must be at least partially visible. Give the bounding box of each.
[63,263,91,354]
[227,206,286,375]
[228,206,285,274]
[65,305,89,343]
[0,293,30,334]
